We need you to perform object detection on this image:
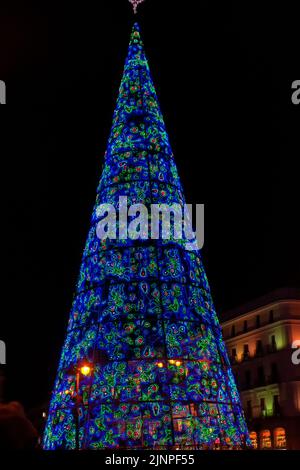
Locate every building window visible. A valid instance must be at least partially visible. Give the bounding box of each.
[258,366,265,386]
[271,363,278,383]
[273,395,280,416]
[231,348,237,363]
[269,310,274,323]
[243,344,249,360]
[243,320,248,332]
[249,431,258,449]
[231,325,235,338]
[274,427,287,449]
[271,335,277,352]
[256,315,260,328]
[260,429,272,449]
[260,397,266,416]
[256,339,263,356]
[246,400,252,419]
[245,370,251,389]
[233,370,240,388]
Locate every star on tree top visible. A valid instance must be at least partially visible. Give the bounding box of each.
[129,0,146,14]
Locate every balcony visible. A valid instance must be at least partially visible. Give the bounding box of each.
[229,344,281,365]
[266,343,277,353]
[240,375,280,392]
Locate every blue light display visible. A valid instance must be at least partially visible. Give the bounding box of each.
[43,23,250,450]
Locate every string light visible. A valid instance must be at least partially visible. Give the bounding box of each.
[43,21,250,451]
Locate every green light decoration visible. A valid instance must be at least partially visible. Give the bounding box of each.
[43,22,251,450]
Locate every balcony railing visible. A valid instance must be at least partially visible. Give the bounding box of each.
[229,344,279,364]
[240,374,280,391]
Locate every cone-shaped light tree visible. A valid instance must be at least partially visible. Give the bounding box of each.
[43,23,250,450]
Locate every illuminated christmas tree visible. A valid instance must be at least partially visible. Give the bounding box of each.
[43,21,250,450]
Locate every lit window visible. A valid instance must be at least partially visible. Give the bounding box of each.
[249,431,258,449]
[243,344,249,360]
[231,348,237,363]
[274,427,287,449]
[260,397,266,416]
[260,429,272,449]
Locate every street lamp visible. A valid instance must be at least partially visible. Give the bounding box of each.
[79,365,92,376]
[74,362,93,450]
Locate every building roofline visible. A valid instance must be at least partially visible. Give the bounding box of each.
[221,287,300,322]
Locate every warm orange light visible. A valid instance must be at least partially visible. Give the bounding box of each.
[249,431,258,449]
[157,362,164,368]
[274,427,287,449]
[260,429,272,449]
[175,361,182,366]
[169,360,175,364]
[80,365,92,376]
[65,390,71,395]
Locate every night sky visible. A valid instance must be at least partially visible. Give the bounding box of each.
[1,1,299,409]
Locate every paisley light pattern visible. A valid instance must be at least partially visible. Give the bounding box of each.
[43,23,250,450]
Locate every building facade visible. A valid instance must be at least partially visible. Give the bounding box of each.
[221,288,300,450]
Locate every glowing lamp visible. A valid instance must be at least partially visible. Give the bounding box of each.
[157,362,164,368]
[80,365,92,376]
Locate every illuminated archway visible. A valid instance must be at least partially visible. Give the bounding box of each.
[260,429,272,449]
[274,428,287,449]
[249,431,258,449]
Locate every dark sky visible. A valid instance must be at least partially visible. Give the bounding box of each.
[0,1,299,409]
